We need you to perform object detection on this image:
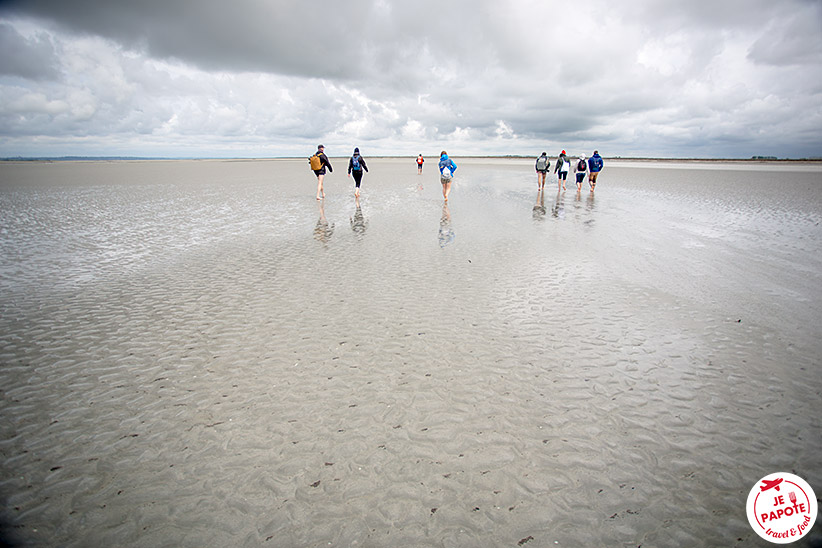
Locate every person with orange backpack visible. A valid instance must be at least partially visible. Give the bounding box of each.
[309,144,333,200]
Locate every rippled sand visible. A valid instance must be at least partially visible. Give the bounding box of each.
[1,158,820,547]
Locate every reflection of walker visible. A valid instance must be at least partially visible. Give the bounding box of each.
[350,196,367,238]
[313,201,335,244]
[532,189,547,220]
[552,190,565,219]
[438,203,455,248]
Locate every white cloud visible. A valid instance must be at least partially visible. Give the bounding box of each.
[637,34,692,77]
[0,0,820,158]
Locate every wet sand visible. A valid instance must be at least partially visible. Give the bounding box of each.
[1,158,820,547]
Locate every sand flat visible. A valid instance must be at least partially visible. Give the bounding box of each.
[1,158,820,547]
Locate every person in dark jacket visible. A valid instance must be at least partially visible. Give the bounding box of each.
[313,144,333,200]
[347,147,369,197]
[587,151,604,192]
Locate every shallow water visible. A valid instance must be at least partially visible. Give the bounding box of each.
[1,158,820,547]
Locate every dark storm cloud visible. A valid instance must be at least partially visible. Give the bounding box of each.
[0,22,61,80]
[2,0,367,77]
[0,0,820,157]
[1,0,528,91]
[1,0,479,80]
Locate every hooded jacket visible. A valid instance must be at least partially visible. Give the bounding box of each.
[348,152,368,174]
[439,154,457,175]
[588,153,603,173]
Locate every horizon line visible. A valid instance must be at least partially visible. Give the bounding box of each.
[3,155,820,162]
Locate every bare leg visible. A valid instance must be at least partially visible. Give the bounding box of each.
[316,173,325,200]
[443,181,452,201]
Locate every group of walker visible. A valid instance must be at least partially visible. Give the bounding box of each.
[309,145,602,201]
[536,150,603,193]
[308,144,370,200]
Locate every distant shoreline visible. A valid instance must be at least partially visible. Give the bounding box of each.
[2,156,820,163]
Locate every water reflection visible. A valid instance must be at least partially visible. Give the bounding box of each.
[532,189,547,221]
[313,200,335,244]
[350,195,367,238]
[438,203,455,248]
[551,190,565,219]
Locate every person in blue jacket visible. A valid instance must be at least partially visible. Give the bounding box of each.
[587,150,604,192]
[438,151,457,202]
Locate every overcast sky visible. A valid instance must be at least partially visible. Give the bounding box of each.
[1,0,821,158]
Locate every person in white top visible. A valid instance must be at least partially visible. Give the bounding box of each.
[560,156,570,191]
[554,150,569,191]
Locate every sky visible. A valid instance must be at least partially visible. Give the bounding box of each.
[0,0,821,159]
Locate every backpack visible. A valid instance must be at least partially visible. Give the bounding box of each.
[577,159,586,171]
[536,156,548,170]
[309,154,322,170]
[352,155,361,171]
[441,165,453,179]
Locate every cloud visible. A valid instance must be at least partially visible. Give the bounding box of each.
[748,5,822,67]
[0,0,820,158]
[0,22,61,81]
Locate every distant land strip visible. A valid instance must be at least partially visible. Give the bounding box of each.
[2,155,821,162]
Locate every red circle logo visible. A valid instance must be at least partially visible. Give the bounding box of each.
[747,472,818,544]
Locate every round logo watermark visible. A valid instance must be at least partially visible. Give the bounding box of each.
[747,472,817,544]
